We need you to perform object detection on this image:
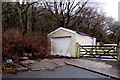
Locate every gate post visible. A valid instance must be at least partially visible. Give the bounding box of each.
[118,42,120,61]
[76,42,79,58]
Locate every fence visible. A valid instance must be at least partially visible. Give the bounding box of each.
[76,42,120,61]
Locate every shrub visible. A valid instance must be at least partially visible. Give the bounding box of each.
[2,28,51,60]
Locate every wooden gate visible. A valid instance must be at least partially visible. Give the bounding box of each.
[77,43,118,60]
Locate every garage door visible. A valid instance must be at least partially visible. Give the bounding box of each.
[51,37,71,57]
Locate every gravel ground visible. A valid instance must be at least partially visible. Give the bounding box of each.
[19,59,66,71]
[4,58,120,79]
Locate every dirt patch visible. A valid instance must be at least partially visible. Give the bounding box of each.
[18,59,66,71]
[3,59,66,74]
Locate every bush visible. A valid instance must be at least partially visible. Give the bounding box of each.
[2,28,51,60]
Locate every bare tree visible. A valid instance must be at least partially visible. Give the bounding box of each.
[42,0,89,27]
[2,1,120,43]
[2,2,38,33]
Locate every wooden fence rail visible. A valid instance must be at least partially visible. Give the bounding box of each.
[77,42,120,61]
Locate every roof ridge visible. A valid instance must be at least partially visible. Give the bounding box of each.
[48,27,95,38]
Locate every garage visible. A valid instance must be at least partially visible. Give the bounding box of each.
[48,27,96,57]
[51,37,71,57]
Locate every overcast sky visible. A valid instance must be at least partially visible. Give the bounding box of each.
[93,0,120,21]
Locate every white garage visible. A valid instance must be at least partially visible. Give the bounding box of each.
[48,27,96,57]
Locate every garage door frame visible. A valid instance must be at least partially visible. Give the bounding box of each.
[51,36,71,57]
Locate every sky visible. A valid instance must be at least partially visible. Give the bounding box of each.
[93,0,120,21]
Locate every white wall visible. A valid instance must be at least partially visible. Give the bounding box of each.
[76,34,96,45]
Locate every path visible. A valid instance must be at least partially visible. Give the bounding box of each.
[3,65,114,79]
[65,59,120,79]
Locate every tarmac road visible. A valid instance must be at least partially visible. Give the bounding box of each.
[2,65,115,80]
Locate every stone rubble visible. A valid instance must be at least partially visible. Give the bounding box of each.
[20,59,66,71]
